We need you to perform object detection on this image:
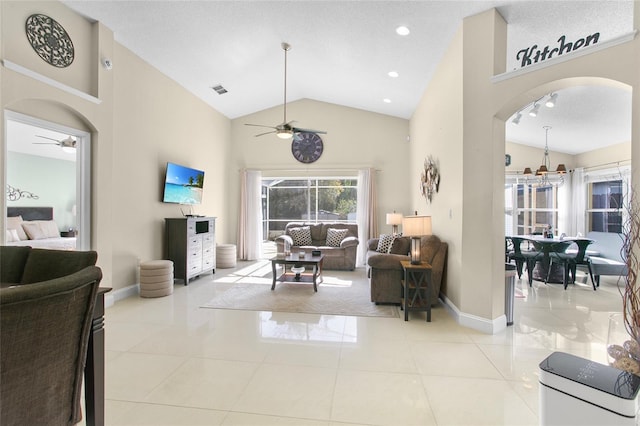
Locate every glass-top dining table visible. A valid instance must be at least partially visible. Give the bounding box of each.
[511,235,600,284]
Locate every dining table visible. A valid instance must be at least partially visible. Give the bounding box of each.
[518,236,600,284]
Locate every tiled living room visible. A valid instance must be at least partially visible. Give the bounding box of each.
[102,262,622,425]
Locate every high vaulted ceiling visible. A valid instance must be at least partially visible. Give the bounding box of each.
[60,0,634,154]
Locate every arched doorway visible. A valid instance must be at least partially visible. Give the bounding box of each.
[4,110,92,250]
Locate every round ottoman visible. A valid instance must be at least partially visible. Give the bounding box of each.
[140,260,174,298]
[216,244,237,269]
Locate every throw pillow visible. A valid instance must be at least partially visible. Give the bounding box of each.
[6,229,20,242]
[389,236,411,255]
[289,226,313,246]
[7,215,28,240]
[376,234,395,253]
[21,221,47,240]
[326,228,348,247]
[35,220,61,238]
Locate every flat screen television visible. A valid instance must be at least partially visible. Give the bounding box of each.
[162,162,204,205]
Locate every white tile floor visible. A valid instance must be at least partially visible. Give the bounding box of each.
[102,262,623,425]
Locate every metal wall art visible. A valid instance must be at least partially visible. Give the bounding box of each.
[7,184,39,201]
[25,14,75,68]
[420,156,440,203]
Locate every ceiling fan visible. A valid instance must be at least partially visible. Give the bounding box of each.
[245,42,327,139]
[34,135,77,153]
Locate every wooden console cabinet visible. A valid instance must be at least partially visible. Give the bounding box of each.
[165,217,216,284]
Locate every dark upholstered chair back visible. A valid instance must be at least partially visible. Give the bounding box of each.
[0,266,102,425]
[20,248,98,284]
[0,246,31,284]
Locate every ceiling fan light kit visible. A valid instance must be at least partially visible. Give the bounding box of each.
[34,135,77,153]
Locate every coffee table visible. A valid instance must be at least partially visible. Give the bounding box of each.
[271,253,324,292]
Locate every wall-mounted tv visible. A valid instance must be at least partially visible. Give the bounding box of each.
[162,162,204,205]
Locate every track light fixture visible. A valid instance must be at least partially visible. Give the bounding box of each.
[529,102,541,117]
[512,112,522,125]
[510,93,559,125]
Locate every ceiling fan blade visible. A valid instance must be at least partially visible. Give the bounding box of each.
[254,130,277,137]
[36,135,61,143]
[292,127,327,135]
[245,123,277,130]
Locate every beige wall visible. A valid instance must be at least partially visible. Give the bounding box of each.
[1,1,230,292]
[409,27,463,303]
[410,6,639,330]
[505,142,575,172]
[230,99,411,239]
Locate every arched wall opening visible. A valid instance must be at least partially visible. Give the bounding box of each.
[3,99,99,251]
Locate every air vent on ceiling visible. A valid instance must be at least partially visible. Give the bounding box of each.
[211,85,228,95]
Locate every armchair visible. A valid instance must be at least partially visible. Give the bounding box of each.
[1,266,103,425]
[367,235,447,304]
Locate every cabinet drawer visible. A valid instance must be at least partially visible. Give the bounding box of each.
[203,257,215,270]
[203,245,214,257]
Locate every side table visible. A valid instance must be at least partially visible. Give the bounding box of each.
[400,260,433,322]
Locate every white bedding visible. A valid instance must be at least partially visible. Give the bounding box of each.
[7,237,77,250]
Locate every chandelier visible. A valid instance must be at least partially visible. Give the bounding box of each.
[522,126,566,187]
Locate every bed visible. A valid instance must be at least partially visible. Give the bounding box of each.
[6,207,76,250]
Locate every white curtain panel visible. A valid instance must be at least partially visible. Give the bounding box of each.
[356,168,377,267]
[238,169,263,260]
[570,167,586,236]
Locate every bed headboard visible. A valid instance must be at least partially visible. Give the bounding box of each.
[7,207,53,221]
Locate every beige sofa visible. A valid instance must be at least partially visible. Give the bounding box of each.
[275,222,359,270]
[366,235,447,304]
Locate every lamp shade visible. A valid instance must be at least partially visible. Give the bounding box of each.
[402,215,432,237]
[386,213,403,226]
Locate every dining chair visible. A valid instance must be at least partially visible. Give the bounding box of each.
[523,240,546,287]
[547,240,578,289]
[507,236,530,279]
[568,239,597,290]
[508,237,544,287]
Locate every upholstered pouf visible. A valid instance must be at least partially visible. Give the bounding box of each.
[139,260,174,298]
[216,244,237,269]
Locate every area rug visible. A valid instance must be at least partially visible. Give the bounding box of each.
[202,261,399,318]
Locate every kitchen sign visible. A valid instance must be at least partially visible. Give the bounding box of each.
[516,33,600,68]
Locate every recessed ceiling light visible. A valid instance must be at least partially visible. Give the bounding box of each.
[383,98,391,103]
[396,26,410,36]
[388,71,399,78]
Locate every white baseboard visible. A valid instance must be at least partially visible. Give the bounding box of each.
[105,283,138,308]
[441,294,507,334]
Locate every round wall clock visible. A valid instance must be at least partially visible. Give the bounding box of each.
[25,14,75,68]
[291,132,324,164]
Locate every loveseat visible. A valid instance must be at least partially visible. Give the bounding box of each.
[275,222,359,270]
[366,235,447,304]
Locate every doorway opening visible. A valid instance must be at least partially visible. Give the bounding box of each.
[4,111,91,250]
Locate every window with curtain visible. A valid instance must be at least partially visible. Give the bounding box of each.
[261,177,358,241]
[587,179,624,233]
[505,183,559,235]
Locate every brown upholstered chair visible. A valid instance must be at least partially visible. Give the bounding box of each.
[0,266,103,425]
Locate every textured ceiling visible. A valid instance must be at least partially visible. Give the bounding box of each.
[29,1,632,154]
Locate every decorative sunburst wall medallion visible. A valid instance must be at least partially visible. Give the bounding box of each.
[420,156,440,203]
[25,14,75,68]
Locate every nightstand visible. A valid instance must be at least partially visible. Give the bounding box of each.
[400,260,433,322]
